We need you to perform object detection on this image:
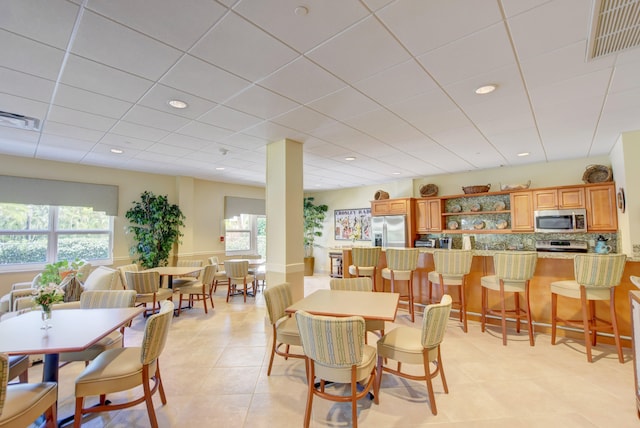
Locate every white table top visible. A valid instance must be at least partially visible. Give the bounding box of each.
[286,289,399,322]
[0,307,143,355]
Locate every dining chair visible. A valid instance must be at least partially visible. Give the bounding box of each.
[381,248,420,322]
[0,353,58,428]
[550,253,626,362]
[73,300,174,428]
[254,265,266,293]
[480,251,538,346]
[329,277,385,343]
[175,264,215,315]
[263,283,304,376]
[125,271,173,317]
[60,290,137,364]
[7,355,29,383]
[295,310,378,428]
[427,250,473,332]
[171,259,203,289]
[348,247,382,291]
[376,294,452,415]
[208,256,228,293]
[225,260,254,303]
[117,263,139,290]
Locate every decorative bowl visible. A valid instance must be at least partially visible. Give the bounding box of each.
[494,201,506,211]
[470,203,481,212]
[448,220,459,230]
[450,204,462,213]
[496,219,508,229]
[473,220,485,230]
[462,184,491,194]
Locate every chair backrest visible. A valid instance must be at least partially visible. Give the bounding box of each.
[117,264,139,289]
[177,259,203,278]
[351,247,381,268]
[140,300,174,365]
[125,271,160,294]
[386,248,420,271]
[76,263,93,281]
[574,254,627,288]
[200,264,217,287]
[225,260,249,279]
[421,294,452,349]
[433,250,473,276]
[0,353,8,414]
[80,290,137,309]
[82,266,120,291]
[264,283,293,325]
[295,310,365,368]
[493,251,538,282]
[329,277,373,292]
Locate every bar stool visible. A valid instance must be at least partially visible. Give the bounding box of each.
[550,253,626,363]
[381,248,420,322]
[480,251,538,346]
[427,250,473,332]
[348,247,382,291]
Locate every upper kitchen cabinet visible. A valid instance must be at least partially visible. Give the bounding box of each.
[510,191,534,231]
[371,198,413,216]
[533,187,585,210]
[585,183,618,231]
[416,198,442,233]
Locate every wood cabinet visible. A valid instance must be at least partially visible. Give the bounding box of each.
[510,191,534,231]
[585,183,617,231]
[533,187,585,210]
[416,198,442,233]
[371,198,411,216]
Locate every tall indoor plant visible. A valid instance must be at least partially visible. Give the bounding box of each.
[303,197,328,276]
[125,191,186,269]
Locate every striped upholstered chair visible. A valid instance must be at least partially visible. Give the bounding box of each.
[550,253,626,363]
[171,259,204,289]
[427,250,473,332]
[117,263,139,290]
[381,248,420,322]
[175,264,215,316]
[225,260,254,303]
[125,271,173,317]
[74,300,174,428]
[376,294,452,415]
[348,247,382,291]
[480,251,538,346]
[263,283,304,376]
[329,277,385,342]
[295,310,378,428]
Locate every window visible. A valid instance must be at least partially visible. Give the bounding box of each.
[224,214,266,259]
[0,203,113,269]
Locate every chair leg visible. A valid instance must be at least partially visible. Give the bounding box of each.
[304,360,315,428]
[267,325,277,376]
[437,346,448,394]
[177,294,183,316]
[590,300,597,346]
[423,352,437,415]
[580,286,593,363]
[514,292,521,333]
[610,288,624,363]
[350,367,358,428]
[551,292,558,344]
[499,280,507,346]
[481,286,487,332]
[45,400,57,428]
[409,276,415,323]
[142,366,159,428]
[525,282,534,346]
[73,397,83,428]
[460,280,468,333]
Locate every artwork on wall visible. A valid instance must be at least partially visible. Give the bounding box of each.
[334,208,371,241]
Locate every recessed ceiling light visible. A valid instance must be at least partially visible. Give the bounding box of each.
[344,156,356,161]
[294,6,308,15]
[215,167,225,171]
[392,172,401,175]
[474,84,497,95]
[167,99,188,109]
[517,152,530,157]
[110,148,124,154]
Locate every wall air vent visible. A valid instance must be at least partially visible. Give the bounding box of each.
[0,111,41,131]
[588,0,640,60]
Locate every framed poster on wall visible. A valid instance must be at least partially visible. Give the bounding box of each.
[334,208,371,241]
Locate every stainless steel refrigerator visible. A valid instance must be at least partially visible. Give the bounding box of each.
[371,215,407,248]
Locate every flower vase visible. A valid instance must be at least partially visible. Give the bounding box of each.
[41,306,53,329]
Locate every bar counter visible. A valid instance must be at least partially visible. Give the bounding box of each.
[340,248,640,347]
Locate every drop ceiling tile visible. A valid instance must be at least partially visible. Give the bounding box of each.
[35,144,88,163]
[307,16,410,83]
[198,106,263,132]
[0,128,38,157]
[0,0,79,49]
[224,85,299,119]
[190,12,299,82]
[85,0,227,50]
[0,67,55,102]
[221,133,268,150]
[91,142,142,157]
[38,133,94,150]
[608,52,640,94]
[354,59,438,106]
[177,121,234,142]
[258,57,346,104]
[345,108,425,144]
[100,133,155,151]
[48,106,117,132]
[0,30,64,80]
[307,87,380,121]
[0,93,49,121]
[272,107,337,133]
[122,105,191,132]
[160,55,251,104]
[71,10,182,81]
[43,121,104,142]
[111,120,170,142]
[159,133,209,151]
[361,0,395,11]
[54,84,133,119]
[145,142,193,157]
[60,55,153,103]
[240,121,297,141]
[529,68,611,109]
[137,84,217,120]
[233,0,369,53]
[501,0,550,17]
[377,0,502,56]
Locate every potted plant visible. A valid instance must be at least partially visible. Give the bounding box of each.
[303,197,328,276]
[125,191,186,269]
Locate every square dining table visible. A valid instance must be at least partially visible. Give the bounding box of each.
[285,289,400,321]
[144,266,204,288]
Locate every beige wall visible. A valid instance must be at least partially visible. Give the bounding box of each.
[612,131,640,257]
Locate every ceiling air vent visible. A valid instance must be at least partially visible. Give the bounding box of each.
[588,0,640,60]
[0,111,41,131]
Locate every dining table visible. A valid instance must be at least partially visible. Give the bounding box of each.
[144,266,204,288]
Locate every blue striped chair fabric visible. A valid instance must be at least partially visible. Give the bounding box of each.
[385,248,420,271]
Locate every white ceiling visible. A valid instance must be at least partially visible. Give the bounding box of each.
[1,0,639,191]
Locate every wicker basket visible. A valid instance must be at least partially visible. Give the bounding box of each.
[374,190,389,200]
[420,183,438,197]
[462,184,491,194]
[582,165,612,183]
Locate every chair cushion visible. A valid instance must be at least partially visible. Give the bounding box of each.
[0,382,57,427]
[135,287,173,303]
[83,267,119,291]
[275,316,302,346]
[428,270,464,286]
[60,331,122,362]
[550,280,612,300]
[348,265,375,277]
[381,268,413,281]
[377,326,437,365]
[0,293,10,314]
[480,275,527,293]
[314,344,376,384]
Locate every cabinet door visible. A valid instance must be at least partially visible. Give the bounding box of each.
[558,188,585,208]
[426,199,442,231]
[511,191,534,231]
[388,199,408,214]
[532,190,557,210]
[416,200,428,233]
[586,184,617,231]
[371,201,389,216]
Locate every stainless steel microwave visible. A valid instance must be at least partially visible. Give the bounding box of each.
[534,209,587,233]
